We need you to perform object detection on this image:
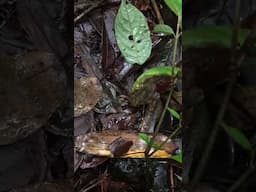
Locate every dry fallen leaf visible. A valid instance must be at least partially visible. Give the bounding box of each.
[74,76,102,117]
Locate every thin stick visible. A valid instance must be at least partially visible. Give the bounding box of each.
[74,1,103,23]
[144,88,173,156]
[172,16,181,67]
[149,125,181,157]
[151,0,164,24]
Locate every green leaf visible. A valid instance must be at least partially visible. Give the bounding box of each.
[171,152,182,163]
[167,108,180,119]
[221,123,252,151]
[115,0,152,64]
[138,133,151,143]
[138,133,161,150]
[164,0,182,17]
[183,26,250,49]
[153,24,174,36]
[132,66,180,91]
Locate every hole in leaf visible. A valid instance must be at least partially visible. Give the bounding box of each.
[137,40,141,43]
[128,35,134,41]
[131,45,134,48]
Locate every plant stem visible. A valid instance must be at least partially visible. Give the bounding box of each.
[171,15,181,67]
[144,14,181,157]
[144,88,173,156]
[151,0,164,24]
[149,125,181,157]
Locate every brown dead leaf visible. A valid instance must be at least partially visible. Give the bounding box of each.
[75,130,177,158]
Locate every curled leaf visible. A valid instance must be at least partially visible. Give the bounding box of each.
[153,24,174,36]
[132,66,180,91]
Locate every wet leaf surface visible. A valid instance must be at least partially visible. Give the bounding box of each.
[115,0,152,64]
[72,1,182,190]
[75,130,177,158]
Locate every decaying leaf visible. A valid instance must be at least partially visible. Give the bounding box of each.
[109,137,133,157]
[75,130,177,158]
[74,76,102,117]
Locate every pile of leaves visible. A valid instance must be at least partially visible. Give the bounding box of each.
[74,0,182,191]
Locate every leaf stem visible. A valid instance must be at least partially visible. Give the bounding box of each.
[171,15,181,67]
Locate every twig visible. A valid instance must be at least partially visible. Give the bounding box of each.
[151,0,164,24]
[74,1,103,23]
[75,2,91,11]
